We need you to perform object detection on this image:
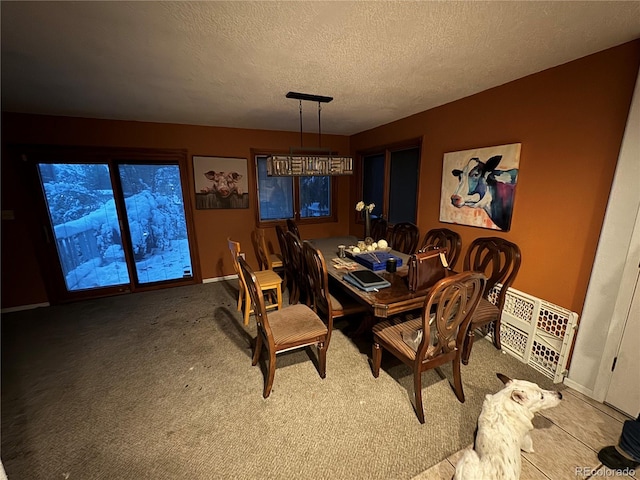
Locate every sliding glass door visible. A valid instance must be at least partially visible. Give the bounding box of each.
[37,158,194,299]
[117,164,192,284]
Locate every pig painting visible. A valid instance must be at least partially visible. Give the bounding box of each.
[201,170,242,196]
[193,157,249,209]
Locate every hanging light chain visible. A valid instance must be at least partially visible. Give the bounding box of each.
[299,100,303,148]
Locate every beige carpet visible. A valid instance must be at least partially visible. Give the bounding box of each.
[1,281,559,480]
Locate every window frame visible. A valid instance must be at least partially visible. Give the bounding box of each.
[356,138,422,226]
[13,144,200,304]
[252,150,338,228]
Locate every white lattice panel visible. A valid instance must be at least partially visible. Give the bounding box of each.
[484,286,578,383]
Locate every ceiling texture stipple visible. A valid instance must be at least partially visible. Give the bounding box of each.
[1,1,639,136]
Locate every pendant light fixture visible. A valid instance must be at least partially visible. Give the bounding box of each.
[266,91,353,176]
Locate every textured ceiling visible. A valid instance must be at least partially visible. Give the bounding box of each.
[2,1,640,135]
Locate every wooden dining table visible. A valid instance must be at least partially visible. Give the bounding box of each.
[310,236,439,318]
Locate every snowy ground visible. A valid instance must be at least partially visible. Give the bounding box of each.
[65,239,192,291]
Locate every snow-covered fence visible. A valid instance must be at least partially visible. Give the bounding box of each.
[55,227,101,273]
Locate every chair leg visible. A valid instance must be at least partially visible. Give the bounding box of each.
[252,334,263,366]
[462,329,475,365]
[372,342,381,378]
[276,285,282,311]
[237,286,243,312]
[452,357,465,403]
[492,320,502,350]
[243,299,251,326]
[317,341,327,379]
[414,370,425,424]
[263,349,277,398]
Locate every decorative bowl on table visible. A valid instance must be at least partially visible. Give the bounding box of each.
[345,245,392,256]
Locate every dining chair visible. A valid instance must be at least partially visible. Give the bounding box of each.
[275,224,294,297]
[227,237,283,326]
[388,222,420,254]
[253,228,283,273]
[237,256,328,398]
[286,218,301,239]
[302,241,368,348]
[285,231,310,306]
[370,217,389,242]
[371,271,486,423]
[419,228,463,270]
[461,237,522,365]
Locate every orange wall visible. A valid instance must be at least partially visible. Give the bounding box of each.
[1,117,351,308]
[2,40,639,314]
[349,40,640,314]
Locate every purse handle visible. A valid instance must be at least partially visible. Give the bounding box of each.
[414,245,450,269]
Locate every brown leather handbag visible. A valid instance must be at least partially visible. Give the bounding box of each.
[407,246,449,293]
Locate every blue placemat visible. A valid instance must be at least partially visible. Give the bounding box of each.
[353,252,403,271]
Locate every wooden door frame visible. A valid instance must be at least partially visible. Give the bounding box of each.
[9,144,201,304]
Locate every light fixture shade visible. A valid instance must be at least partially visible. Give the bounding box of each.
[267,154,353,176]
[268,91,353,176]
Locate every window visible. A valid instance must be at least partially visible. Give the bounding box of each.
[360,143,421,225]
[255,154,335,224]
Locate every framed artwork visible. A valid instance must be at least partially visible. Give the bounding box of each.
[193,156,249,209]
[439,143,521,231]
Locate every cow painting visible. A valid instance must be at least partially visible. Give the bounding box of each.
[193,157,249,209]
[440,144,521,231]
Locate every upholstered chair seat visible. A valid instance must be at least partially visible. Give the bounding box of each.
[266,304,329,345]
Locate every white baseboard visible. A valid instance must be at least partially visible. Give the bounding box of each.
[1,279,238,312]
[563,377,600,401]
[202,274,237,284]
[1,302,50,314]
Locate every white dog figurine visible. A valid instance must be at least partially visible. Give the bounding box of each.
[454,373,562,480]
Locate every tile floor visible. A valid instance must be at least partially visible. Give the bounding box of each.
[412,387,636,479]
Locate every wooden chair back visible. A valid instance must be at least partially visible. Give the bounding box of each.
[389,222,420,254]
[227,237,245,289]
[420,228,463,269]
[276,224,294,296]
[418,271,486,361]
[237,255,274,344]
[302,241,333,323]
[461,237,521,363]
[370,217,389,241]
[286,218,301,239]
[303,240,368,348]
[371,271,486,423]
[252,229,269,270]
[285,230,308,305]
[463,237,521,305]
[254,228,282,271]
[228,236,282,325]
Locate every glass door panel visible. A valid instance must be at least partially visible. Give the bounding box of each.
[362,153,385,218]
[389,148,419,224]
[38,163,131,291]
[117,164,193,284]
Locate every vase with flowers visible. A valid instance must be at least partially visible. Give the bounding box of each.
[356,201,375,243]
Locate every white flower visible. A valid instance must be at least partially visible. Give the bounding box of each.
[356,201,375,213]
